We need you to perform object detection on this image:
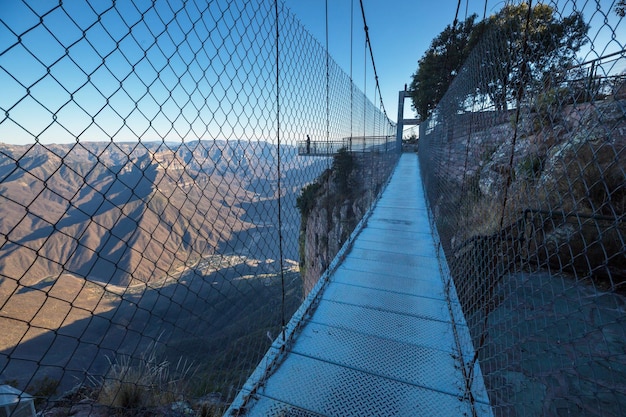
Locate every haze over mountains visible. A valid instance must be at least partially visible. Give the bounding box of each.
[0,140,324,387]
[0,140,317,288]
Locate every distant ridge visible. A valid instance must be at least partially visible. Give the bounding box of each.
[0,140,317,288]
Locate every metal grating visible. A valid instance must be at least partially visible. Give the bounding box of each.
[332,266,448,301]
[352,236,439,258]
[320,283,452,322]
[289,322,468,398]
[307,300,460,352]
[245,355,489,417]
[338,255,440,283]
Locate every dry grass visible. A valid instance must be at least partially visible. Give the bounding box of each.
[97,339,195,410]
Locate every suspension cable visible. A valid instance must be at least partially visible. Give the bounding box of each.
[274,0,286,341]
[350,0,354,150]
[499,0,534,231]
[363,36,367,147]
[453,0,462,28]
[325,0,330,147]
[357,0,389,120]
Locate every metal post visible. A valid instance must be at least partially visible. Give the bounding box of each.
[396,90,405,153]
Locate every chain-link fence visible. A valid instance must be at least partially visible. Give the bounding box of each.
[418,1,625,415]
[0,1,396,415]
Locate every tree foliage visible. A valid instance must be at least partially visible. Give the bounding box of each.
[476,3,588,110]
[617,0,626,17]
[410,3,589,118]
[409,15,479,120]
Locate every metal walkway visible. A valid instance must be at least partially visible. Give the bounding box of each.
[227,153,492,416]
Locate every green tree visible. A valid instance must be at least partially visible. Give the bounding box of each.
[410,3,589,117]
[409,14,480,120]
[476,3,588,110]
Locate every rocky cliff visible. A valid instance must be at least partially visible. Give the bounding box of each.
[429,94,626,291]
[297,150,396,296]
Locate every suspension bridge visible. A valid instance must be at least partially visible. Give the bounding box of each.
[227,153,492,416]
[0,1,625,417]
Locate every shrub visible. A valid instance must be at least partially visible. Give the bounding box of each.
[331,147,355,194]
[517,155,543,180]
[296,180,323,218]
[531,87,569,130]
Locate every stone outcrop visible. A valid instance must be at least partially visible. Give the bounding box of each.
[439,97,626,289]
[298,151,395,296]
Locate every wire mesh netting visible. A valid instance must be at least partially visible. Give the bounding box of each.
[0,0,396,415]
[418,1,625,415]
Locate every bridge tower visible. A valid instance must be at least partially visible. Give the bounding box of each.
[396,86,420,150]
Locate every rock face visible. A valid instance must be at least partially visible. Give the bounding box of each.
[298,151,396,296]
[479,271,626,417]
[431,97,626,289]
[301,184,367,296]
[420,91,626,416]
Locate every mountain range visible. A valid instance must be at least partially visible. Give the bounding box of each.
[0,140,319,286]
[0,140,325,379]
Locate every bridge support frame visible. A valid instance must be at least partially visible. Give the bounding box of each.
[395,87,420,151]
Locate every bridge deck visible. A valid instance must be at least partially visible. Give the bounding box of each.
[228,153,492,416]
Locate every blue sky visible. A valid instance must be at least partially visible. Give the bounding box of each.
[0,0,500,144]
[283,0,624,124]
[1,1,284,144]
[0,1,623,144]
[283,0,497,122]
